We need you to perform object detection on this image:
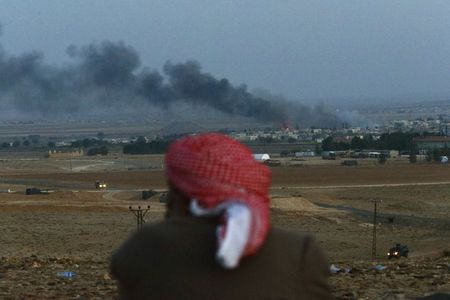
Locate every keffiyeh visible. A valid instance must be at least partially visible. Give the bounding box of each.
[165,133,271,268]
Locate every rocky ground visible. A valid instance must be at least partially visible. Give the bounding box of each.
[330,254,450,299]
[1,254,449,299]
[1,160,449,299]
[0,256,116,300]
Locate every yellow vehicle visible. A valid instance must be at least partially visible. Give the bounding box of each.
[95,180,107,189]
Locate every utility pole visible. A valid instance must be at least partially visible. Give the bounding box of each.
[371,200,382,260]
[129,206,150,230]
[69,152,72,172]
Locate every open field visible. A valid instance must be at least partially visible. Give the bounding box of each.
[1,156,449,299]
[2,158,450,188]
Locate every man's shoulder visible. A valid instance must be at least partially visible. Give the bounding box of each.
[123,220,175,249]
[110,221,168,276]
[112,222,167,260]
[262,227,324,265]
[138,220,170,237]
[115,218,215,254]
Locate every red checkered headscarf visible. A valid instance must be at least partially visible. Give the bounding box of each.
[165,133,272,259]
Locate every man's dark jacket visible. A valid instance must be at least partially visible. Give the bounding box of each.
[111,214,332,300]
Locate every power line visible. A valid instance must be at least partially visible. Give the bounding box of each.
[129,205,150,230]
[371,200,382,260]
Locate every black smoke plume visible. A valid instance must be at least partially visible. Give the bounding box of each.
[0,27,339,127]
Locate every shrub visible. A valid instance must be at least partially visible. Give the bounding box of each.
[87,146,108,156]
[123,138,170,155]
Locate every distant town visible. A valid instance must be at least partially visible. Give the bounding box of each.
[1,101,450,165]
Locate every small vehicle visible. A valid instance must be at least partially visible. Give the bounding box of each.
[95,180,107,189]
[26,188,50,195]
[387,243,409,259]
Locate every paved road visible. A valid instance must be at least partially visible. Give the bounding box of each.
[0,177,94,190]
[3,175,450,191]
[272,181,450,190]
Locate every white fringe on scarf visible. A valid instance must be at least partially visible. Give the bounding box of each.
[190,200,251,269]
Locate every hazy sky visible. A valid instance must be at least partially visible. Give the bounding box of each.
[0,0,449,102]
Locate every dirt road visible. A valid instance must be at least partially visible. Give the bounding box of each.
[2,163,450,190]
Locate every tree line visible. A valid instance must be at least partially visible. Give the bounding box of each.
[322,132,418,152]
[123,137,171,154]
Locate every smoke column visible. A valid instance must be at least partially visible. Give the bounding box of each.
[0,27,339,127]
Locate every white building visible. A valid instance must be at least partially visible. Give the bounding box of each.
[253,153,270,162]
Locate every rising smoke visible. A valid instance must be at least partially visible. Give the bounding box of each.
[0,25,339,127]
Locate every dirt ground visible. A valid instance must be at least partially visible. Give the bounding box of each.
[3,161,450,188]
[0,157,449,299]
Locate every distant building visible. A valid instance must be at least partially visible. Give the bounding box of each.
[55,141,71,147]
[47,149,84,158]
[295,151,315,157]
[383,150,399,158]
[360,150,399,158]
[413,136,450,151]
[253,153,270,162]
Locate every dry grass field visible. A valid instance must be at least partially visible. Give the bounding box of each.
[1,156,449,299]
